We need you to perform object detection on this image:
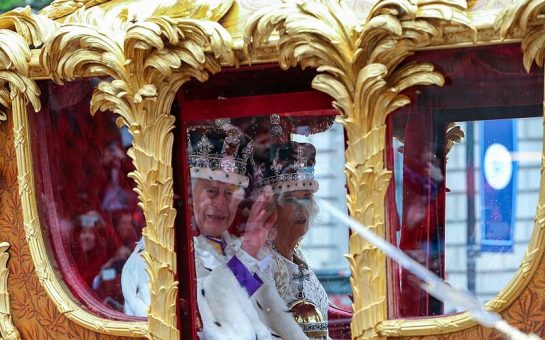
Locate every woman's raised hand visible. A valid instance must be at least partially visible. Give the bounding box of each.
[242,186,277,257]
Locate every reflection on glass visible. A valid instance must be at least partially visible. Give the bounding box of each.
[387,45,543,318]
[182,115,352,339]
[31,79,144,317]
[390,111,542,318]
[293,123,352,316]
[443,117,542,313]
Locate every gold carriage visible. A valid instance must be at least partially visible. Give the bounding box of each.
[0,0,543,339]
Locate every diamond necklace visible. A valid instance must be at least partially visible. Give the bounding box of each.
[270,242,294,261]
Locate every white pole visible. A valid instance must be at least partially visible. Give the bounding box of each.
[318,199,541,340]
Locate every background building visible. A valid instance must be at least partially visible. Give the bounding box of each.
[444,117,542,312]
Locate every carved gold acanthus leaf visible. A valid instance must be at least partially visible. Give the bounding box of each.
[445,122,465,156]
[40,0,235,23]
[245,0,471,339]
[0,7,57,121]
[39,0,112,20]
[151,0,235,22]
[0,242,21,340]
[41,2,235,338]
[497,0,545,72]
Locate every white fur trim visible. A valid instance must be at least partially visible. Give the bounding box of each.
[191,168,249,188]
[198,266,272,339]
[194,234,307,339]
[121,239,150,317]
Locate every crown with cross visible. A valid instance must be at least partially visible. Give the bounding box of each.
[187,121,254,188]
[252,141,319,195]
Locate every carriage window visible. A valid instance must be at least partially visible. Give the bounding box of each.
[443,115,542,313]
[387,45,544,318]
[30,79,145,319]
[174,67,353,338]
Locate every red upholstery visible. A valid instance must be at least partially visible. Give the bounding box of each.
[328,305,352,339]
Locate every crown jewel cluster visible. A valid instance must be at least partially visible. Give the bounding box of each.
[187,125,254,176]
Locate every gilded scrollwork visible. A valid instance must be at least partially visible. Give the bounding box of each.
[41,1,235,338]
[0,242,20,340]
[497,0,545,72]
[245,0,472,338]
[0,7,56,122]
[39,0,112,20]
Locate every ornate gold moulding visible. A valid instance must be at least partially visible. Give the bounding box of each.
[12,91,149,338]
[0,242,21,340]
[26,6,526,78]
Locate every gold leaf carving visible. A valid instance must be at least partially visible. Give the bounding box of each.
[0,7,56,122]
[39,0,112,20]
[0,6,150,339]
[40,0,234,23]
[497,0,545,71]
[41,2,235,338]
[245,1,471,338]
[0,7,57,47]
[0,242,21,340]
[445,122,465,156]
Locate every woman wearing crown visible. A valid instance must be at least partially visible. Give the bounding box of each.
[122,123,307,339]
[252,141,330,339]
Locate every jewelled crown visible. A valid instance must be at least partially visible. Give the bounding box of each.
[187,123,254,188]
[252,141,319,195]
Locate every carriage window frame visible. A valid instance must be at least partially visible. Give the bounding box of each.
[174,69,353,338]
[382,43,545,335]
[27,79,147,320]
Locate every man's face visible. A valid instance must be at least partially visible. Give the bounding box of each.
[116,213,134,239]
[191,179,244,237]
[79,228,96,252]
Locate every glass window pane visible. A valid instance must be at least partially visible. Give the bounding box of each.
[30,79,145,319]
[181,114,352,339]
[443,116,542,313]
[387,45,544,318]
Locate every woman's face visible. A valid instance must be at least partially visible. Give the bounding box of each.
[275,190,314,240]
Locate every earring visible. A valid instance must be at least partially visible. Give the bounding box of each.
[267,226,278,244]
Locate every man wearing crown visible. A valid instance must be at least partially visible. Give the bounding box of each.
[122,123,307,340]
